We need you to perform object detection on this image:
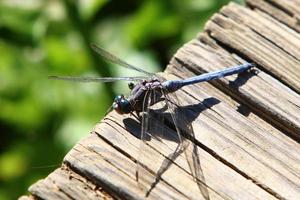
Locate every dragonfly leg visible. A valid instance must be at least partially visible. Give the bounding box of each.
[249,67,259,75]
[130,111,141,121]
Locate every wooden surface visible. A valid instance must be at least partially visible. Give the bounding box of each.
[21,1,300,200]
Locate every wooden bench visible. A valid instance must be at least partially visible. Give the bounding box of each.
[20,1,300,199]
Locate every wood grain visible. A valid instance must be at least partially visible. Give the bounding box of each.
[28,166,114,200]
[246,0,300,32]
[172,34,300,141]
[166,37,300,199]
[62,113,276,199]
[205,2,300,93]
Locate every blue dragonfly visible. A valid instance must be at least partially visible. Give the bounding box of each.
[50,44,254,198]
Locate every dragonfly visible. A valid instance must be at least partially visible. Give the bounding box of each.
[50,44,254,198]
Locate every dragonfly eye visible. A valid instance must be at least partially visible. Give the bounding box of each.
[113,95,131,114]
[114,95,124,102]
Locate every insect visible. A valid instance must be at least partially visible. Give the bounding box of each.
[50,44,254,198]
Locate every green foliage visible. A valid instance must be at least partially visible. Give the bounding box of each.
[0,0,244,199]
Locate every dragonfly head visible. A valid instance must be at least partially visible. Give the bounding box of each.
[113,95,132,114]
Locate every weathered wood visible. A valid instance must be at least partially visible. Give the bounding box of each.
[167,40,300,199]
[64,130,196,200]
[27,166,113,200]
[22,1,300,200]
[176,34,300,140]
[79,115,276,199]
[205,2,300,94]
[246,0,300,32]
[203,3,300,140]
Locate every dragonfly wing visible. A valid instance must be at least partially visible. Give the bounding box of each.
[91,44,153,76]
[161,90,210,200]
[134,75,209,197]
[48,76,146,83]
[136,88,172,196]
[136,89,154,192]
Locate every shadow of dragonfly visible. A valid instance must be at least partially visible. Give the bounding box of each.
[123,97,221,199]
[49,44,254,198]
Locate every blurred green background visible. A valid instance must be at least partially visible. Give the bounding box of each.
[0,0,244,199]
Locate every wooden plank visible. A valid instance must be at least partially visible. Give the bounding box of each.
[172,34,300,141]
[64,130,195,200]
[222,3,300,61]
[246,0,300,33]
[204,2,300,93]
[164,35,300,199]
[268,0,300,14]
[28,167,114,200]
[69,113,278,200]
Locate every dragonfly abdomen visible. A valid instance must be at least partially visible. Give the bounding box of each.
[163,63,254,93]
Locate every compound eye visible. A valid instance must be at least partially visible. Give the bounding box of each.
[114,94,124,102]
[113,95,131,114]
[113,102,122,114]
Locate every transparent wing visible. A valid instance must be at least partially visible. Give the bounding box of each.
[143,88,187,197]
[136,89,153,192]
[48,75,146,83]
[136,88,170,195]
[161,90,210,200]
[134,76,210,198]
[91,44,153,76]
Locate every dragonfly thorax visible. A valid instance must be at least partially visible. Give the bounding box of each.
[113,95,132,114]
